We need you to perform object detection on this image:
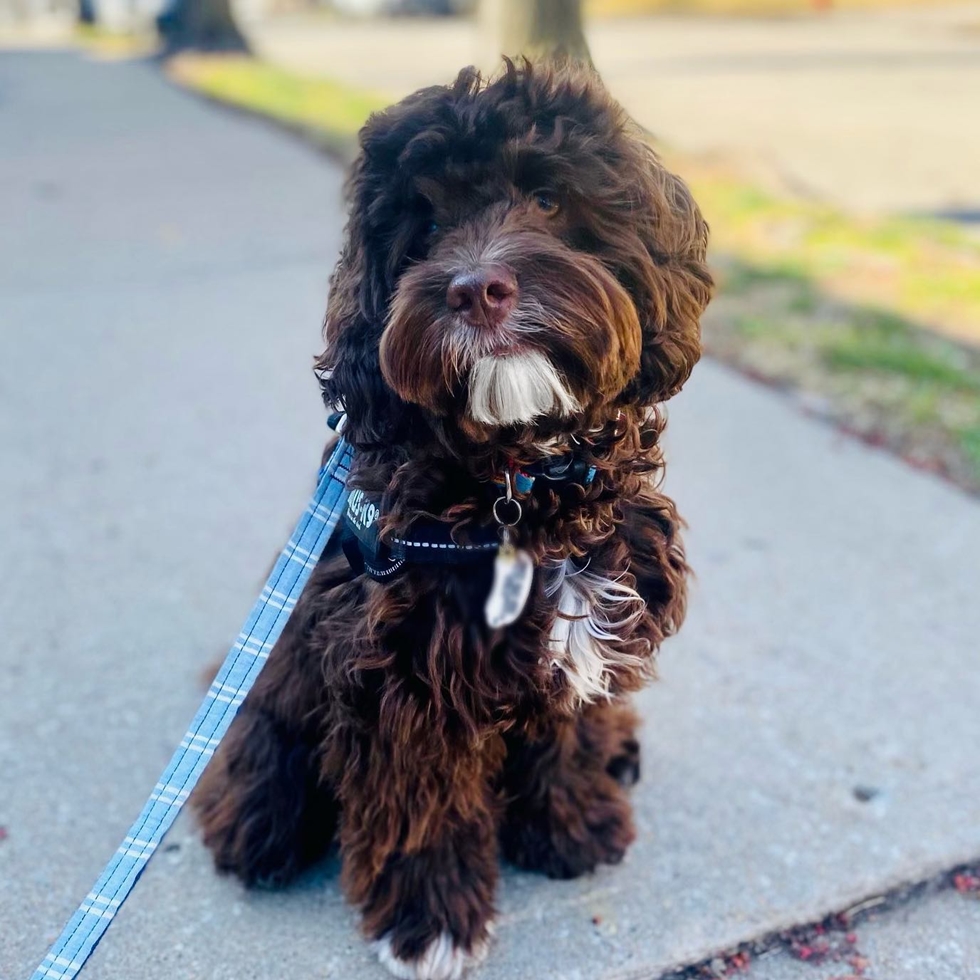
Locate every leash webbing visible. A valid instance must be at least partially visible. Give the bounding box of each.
[31,438,353,980]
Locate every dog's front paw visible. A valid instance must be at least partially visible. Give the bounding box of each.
[375,929,492,980]
[354,830,498,980]
[502,778,635,880]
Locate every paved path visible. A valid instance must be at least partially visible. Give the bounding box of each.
[247,4,980,215]
[753,888,980,980]
[2,52,980,980]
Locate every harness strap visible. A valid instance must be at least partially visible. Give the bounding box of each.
[342,452,596,582]
[342,487,499,580]
[31,439,354,980]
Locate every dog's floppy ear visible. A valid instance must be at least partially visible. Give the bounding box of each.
[317,80,468,447]
[626,147,712,405]
[316,88,447,448]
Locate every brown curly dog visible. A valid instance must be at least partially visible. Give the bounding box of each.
[193,58,712,980]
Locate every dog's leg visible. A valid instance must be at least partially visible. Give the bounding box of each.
[499,700,639,880]
[193,704,338,887]
[337,730,503,980]
[193,555,353,887]
[620,485,689,647]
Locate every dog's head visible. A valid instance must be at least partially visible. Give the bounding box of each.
[318,60,711,449]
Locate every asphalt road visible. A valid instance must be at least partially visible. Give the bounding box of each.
[2,51,980,980]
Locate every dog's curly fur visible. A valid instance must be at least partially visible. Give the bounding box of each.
[194,59,711,979]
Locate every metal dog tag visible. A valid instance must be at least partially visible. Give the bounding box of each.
[485,539,534,628]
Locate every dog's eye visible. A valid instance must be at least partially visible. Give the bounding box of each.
[533,191,560,216]
[424,219,440,236]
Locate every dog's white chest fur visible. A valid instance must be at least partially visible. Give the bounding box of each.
[545,559,647,703]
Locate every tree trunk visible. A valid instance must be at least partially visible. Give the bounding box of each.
[157,0,250,54]
[483,0,592,66]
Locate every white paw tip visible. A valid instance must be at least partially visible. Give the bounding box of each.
[375,929,492,980]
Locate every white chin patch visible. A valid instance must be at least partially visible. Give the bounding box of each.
[466,351,579,426]
[375,931,491,980]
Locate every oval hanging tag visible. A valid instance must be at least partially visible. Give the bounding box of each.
[485,541,534,628]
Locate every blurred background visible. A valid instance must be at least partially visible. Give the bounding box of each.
[4,0,978,491]
[2,2,980,979]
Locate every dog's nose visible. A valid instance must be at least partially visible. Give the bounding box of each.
[447,268,517,326]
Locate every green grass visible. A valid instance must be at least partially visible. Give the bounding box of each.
[712,261,980,490]
[822,315,980,393]
[724,264,813,294]
[74,23,158,57]
[166,55,386,155]
[727,268,980,394]
[960,426,980,473]
[676,158,980,348]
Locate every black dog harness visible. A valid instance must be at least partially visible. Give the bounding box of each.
[341,455,597,582]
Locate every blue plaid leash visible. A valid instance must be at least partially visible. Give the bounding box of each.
[31,438,354,980]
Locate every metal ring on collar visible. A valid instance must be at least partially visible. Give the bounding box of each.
[492,495,522,527]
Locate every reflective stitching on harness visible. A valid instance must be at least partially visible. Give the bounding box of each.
[390,538,497,551]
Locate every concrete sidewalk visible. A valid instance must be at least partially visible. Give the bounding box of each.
[752,888,980,980]
[2,51,980,980]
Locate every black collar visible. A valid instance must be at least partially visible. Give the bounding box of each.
[340,454,596,582]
